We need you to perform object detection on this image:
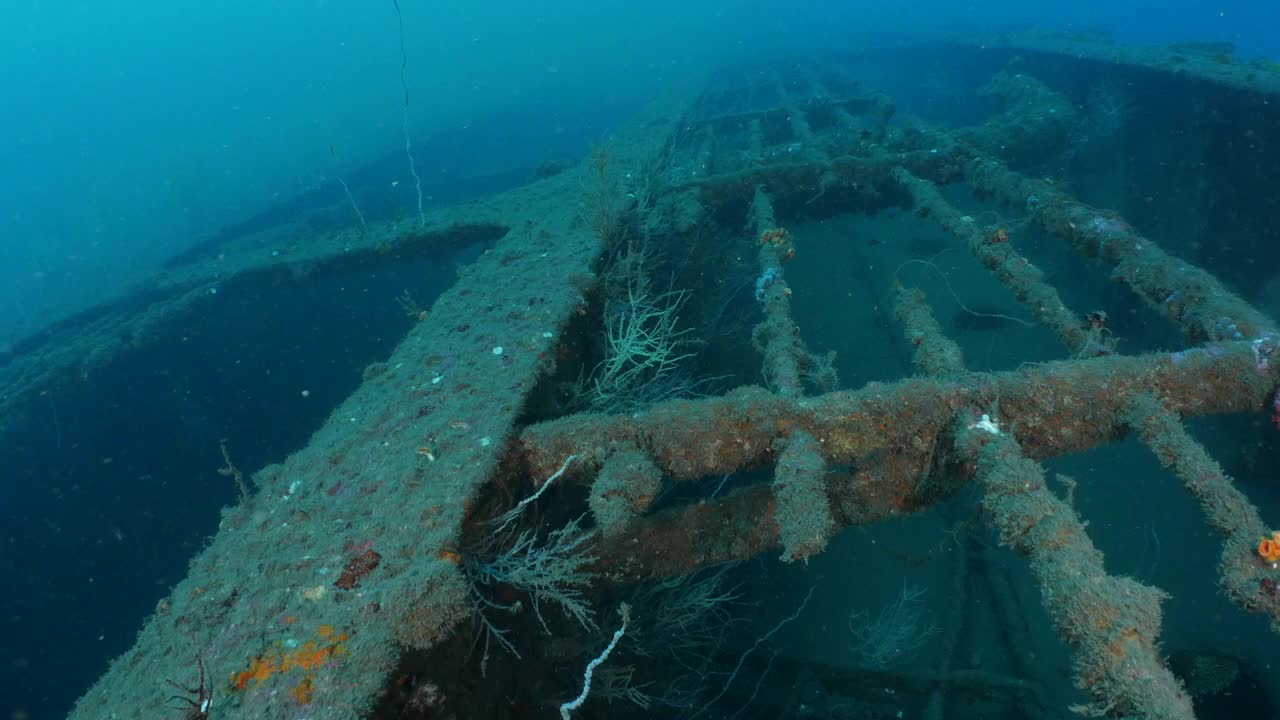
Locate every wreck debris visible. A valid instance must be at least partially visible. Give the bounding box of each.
[52,49,1280,720]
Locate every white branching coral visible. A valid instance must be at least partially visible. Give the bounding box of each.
[848,582,938,668]
[588,287,695,413]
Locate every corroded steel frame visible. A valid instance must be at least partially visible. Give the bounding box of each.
[61,58,1280,720]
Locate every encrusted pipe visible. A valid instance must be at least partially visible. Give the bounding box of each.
[961,156,1275,343]
[520,341,1278,485]
[772,431,835,561]
[957,423,1194,719]
[589,446,662,537]
[749,186,808,397]
[587,449,937,582]
[1125,393,1280,630]
[894,283,965,375]
[889,165,1094,355]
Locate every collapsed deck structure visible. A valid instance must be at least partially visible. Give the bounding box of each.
[8,30,1279,720]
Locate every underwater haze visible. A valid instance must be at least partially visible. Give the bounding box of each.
[1,1,1275,349]
[5,1,1280,719]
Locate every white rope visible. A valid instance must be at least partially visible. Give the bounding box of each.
[560,603,630,719]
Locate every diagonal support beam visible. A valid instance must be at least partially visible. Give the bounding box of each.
[1125,394,1280,629]
[956,424,1194,719]
[890,164,1099,355]
[960,156,1276,343]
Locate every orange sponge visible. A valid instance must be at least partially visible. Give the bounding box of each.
[1257,532,1280,563]
[230,626,348,694]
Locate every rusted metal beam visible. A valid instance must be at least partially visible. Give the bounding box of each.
[1126,394,1280,629]
[520,340,1277,486]
[894,284,966,375]
[583,341,1277,583]
[961,155,1276,343]
[956,424,1195,719]
[889,164,1099,356]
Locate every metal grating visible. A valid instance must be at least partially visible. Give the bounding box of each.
[61,58,1280,719]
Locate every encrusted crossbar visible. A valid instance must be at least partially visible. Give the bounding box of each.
[60,55,1280,720]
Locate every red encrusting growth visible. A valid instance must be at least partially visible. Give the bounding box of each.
[335,549,383,590]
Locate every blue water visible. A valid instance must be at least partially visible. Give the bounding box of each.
[2,2,1277,346]
[4,2,1280,718]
